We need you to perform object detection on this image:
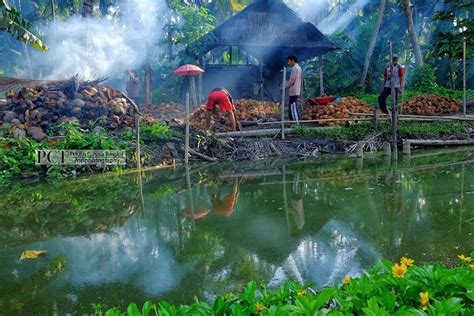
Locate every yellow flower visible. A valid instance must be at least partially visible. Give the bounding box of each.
[458,254,472,262]
[224,292,234,299]
[470,263,474,269]
[297,289,306,296]
[255,303,263,313]
[342,276,351,285]
[400,257,414,267]
[420,292,429,311]
[392,263,407,278]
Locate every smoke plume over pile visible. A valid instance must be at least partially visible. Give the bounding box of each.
[33,0,168,80]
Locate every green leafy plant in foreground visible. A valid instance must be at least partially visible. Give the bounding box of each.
[90,254,474,315]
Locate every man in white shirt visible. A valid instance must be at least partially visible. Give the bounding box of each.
[285,55,303,121]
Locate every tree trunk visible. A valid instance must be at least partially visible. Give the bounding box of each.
[360,0,387,88]
[402,0,423,67]
[82,0,94,17]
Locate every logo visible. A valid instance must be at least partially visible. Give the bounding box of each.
[35,150,126,165]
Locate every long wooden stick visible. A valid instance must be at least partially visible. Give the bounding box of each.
[400,40,410,114]
[389,41,398,158]
[281,67,287,139]
[463,38,467,116]
[135,114,141,170]
[185,92,190,164]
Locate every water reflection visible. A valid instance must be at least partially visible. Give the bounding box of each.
[0,150,473,314]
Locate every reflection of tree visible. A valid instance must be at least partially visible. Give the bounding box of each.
[0,257,65,315]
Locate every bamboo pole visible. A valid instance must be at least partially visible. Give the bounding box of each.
[185,92,190,164]
[319,57,324,96]
[135,114,141,170]
[463,38,467,116]
[400,40,410,114]
[389,41,398,158]
[281,67,287,139]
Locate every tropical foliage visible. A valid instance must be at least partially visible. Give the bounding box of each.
[0,0,47,51]
[90,255,474,315]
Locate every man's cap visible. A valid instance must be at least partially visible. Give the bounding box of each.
[392,54,399,60]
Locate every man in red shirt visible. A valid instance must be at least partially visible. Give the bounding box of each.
[205,88,239,132]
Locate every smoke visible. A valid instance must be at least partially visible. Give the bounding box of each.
[285,0,371,35]
[32,0,169,80]
[284,0,328,23]
[317,0,370,34]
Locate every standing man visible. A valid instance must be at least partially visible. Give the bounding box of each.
[378,54,405,114]
[126,70,140,104]
[286,55,303,121]
[205,87,240,132]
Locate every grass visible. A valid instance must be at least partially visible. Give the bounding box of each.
[292,121,469,141]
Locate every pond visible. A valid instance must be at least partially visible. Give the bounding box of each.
[1,150,473,314]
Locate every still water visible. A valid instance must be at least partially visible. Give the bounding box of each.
[1,150,473,315]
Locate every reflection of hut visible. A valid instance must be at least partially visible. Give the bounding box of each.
[187,0,337,101]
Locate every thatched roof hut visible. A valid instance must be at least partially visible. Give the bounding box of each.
[188,0,337,67]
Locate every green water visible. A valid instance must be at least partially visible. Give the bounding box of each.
[1,151,473,315]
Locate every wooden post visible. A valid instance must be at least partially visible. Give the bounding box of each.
[319,57,324,96]
[374,108,378,129]
[402,141,411,155]
[185,92,190,164]
[400,41,410,114]
[389,41,398,159]
[144,60,152,105]
[356,142,364,158]
[383,142,392,156]
[185,164,195,227]
[135,114,141,170]
[190,76,198,109]
[281,67,287,140]
[463,38,467,116]
[260,63,265,101]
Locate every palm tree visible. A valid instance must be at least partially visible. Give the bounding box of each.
[402,0,423,67]
[0,0,47,51]
[360,0,387,88]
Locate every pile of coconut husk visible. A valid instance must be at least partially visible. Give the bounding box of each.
[401,95,460,115]
[141,102,185,125]
[190,99,280,131]
[302,97,379,126]
[0,77,141,141]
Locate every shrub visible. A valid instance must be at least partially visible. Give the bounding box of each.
[90,254,474,315]
[411,64,437,93]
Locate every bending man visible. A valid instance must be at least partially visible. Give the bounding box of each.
[206,88,238,132]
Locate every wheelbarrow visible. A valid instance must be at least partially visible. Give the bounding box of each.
[306,96,336,105]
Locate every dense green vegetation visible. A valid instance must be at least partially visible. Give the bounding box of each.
[0,122,179,179]
[292,121,469,142]
[90,255,473,315]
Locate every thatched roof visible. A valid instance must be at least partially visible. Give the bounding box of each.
[188,0,337,66]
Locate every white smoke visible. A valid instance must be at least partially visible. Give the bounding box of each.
[32,0,168,80]
[317,0,370,34]
[286,0,371,35]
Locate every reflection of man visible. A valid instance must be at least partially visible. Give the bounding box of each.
[211,178,240,217]
[290,173,305,233]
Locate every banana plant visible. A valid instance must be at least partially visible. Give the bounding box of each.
[0,0,48,51]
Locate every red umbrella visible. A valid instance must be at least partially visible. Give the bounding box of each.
[173,64,204,164]
[173,64,204,76]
